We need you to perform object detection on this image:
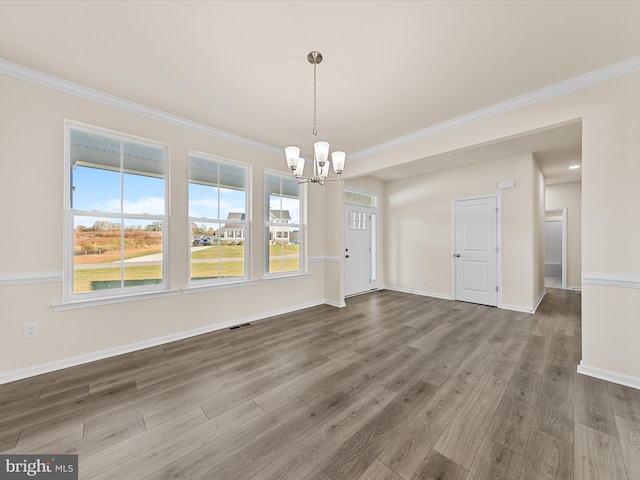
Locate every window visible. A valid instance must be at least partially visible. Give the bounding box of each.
[189,153,248,283]
[349,211,367,230]
[66,124,167,299]
[265,171,303,274]
[344,190,377,207]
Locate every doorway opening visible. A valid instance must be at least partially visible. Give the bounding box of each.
[545,208,567,289]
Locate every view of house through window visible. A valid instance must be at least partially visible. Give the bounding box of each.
[67,125,167,297]
[265,171,302,274]
[189,153,248,282]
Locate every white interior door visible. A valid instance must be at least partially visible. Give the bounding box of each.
[345,207,375,297]
[453,196,498,306]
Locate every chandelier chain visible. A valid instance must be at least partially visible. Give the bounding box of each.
[313,59,317,137]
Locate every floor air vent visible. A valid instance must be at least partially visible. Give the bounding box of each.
[228,323,252,331]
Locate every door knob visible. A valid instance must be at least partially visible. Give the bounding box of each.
[346,255,350,258]
[455,254,461,257]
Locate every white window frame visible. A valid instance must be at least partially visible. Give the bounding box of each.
[264,170,305,277]
[188,151,250,286]
[63,122,169,302]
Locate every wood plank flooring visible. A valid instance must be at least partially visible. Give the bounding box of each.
[2,288,640,479]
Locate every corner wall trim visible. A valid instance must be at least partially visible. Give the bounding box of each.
[533,289,546,313]
[0,298,326,385]
[0,58,281,157]
[582,272,640,289]
[325,299,347,308]
[578,362,640,391]
[349,54,640,161]
[0,271,63,287]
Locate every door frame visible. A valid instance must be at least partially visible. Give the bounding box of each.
[344,188,380,297]
[450,193,502,307]
[545,207,567,290]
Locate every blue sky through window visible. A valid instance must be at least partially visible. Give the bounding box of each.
[73,166,165,215]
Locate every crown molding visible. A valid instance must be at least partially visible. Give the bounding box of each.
[0,58,282,157]
[349,55,640,161]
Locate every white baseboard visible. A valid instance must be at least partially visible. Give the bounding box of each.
[385,284,545,313]
[577,362,640,391]
[0,298,328,385]
[325,299,347,308]
[502,289,546,314]
[383,285,452,301]
[501,304,533,314]
[566,285,582,292]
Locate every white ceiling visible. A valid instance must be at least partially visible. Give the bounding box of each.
[1,1,638,183]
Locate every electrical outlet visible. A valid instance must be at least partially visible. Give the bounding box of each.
[24,322,38,338]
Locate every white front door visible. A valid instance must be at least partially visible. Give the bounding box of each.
[453,196,498,306]
[344,206,376,297]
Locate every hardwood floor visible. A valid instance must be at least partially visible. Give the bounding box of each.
[2,288,640,479]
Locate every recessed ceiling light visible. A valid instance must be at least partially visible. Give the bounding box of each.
[569,165,581,169]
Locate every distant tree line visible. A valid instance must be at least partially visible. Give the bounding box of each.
[76,220,163,232]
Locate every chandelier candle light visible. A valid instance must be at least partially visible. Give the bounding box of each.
[285,51,346,184]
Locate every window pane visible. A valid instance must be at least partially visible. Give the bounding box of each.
[123,172,165,215]
[265,172,282,222]
[371,214,377,281]
[123,140,165,215]
[267,226,283,273]
[122,219,163,288]
[70,129,122,212]
[71,165,120,212]
[284,227,300,272]
[189,182,219,219]
[219,186,246,220]
[191,222,245,280]
[73,216,122,293]
[266,226,300,273]
[219,161,246,190]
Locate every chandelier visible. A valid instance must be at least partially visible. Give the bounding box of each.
[284,51,346,184]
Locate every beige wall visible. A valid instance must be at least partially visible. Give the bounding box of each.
[545,181,582,288]
[383,153,541,311]
[0,74,330,377]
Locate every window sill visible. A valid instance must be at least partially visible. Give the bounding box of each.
[260,272,311,283]
[182,279,257,294]
[52,289,178,311]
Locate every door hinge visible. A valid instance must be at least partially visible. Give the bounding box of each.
[496,286,499,292]
[496,207,498,213]
[495,246,498,253]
